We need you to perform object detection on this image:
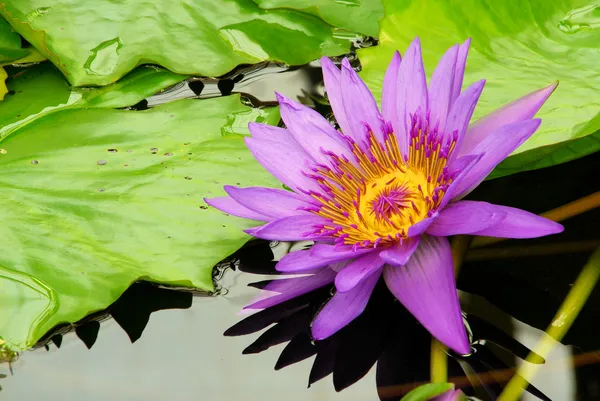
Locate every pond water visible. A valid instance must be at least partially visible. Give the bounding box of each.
[0,54,599,401]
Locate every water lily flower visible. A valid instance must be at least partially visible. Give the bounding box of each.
[206,37,563,355]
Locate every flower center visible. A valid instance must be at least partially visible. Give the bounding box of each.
[305,113,458,249]
[359,171,428,236]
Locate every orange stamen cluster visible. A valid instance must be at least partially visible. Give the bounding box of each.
[303,113,458,249]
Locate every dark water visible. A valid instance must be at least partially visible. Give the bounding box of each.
[0,54,599,401]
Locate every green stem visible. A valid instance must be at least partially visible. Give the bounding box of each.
[430,339,448,383]
[497,246,600,401]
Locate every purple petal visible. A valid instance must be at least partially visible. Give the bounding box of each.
[245,214,331,241]
[441,154,483,208]
[383,51,410,157]
[445,79,485,156]
[276,92,351,164]
[309,243,375,259]
[248,122,294,143]
[450,38,471,104]
[340,58,386,144]
[396,37,428,153]
[334,251,385,292]
[383,235,470,355]
[427,201,507,236]
[382,50,402,125]
[470,204,564,238]
[311,269,381,340]
[276,248,355,273]
[407,214,438,237]
[459,82,558,156]
[321,57,355,142]
[224,185,314,220]
[432,390,467,401]
[244,268,336,309]
[204,196,269,221]
[379,237,420,266]
[450,119,542,199]
[428,44,459,131]
[245,137,317,193]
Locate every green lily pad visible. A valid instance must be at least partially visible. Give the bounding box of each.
[0,0,354,86]
[400,383,455,401]
[0,90,280,352]
[0,62,187,139]
[0,15,27,63]
[252,0,384,37]
[358,0,600,178]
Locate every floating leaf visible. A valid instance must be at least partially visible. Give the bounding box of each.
[0,93,280,352]
[0,16,27,63]
[0,62,186,139]
[358,0,600,178]
[0,0,355,86]
[253,0,384,37]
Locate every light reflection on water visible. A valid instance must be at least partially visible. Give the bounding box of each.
[0,268,378,401]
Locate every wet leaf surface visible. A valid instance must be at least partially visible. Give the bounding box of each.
[0,62,187,140]
[0,16,27,63]
[0,93,280,352]
[358,0,600,179]
[252,0,384,37]
[0,0,357,86]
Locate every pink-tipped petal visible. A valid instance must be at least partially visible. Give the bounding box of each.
[204,196,269,221]
[450,119,542,199]
[383,235,470,355]
[335,251,386,292]
[445,79,485,154]
[427,201,507,236]
[245,214,330,241]
[244,137,317,193]
[460,82,558,156]
[379,237,421,266]
[276,248,356,273]
[450,38,472,104]
[470,204,564,238]
[224,185,314,220]
[248,122,294,143]
[321,57,355,142]
[244,268,337,310]
[340,58,386,144]
[311,269,381,340]
[276,92,351,163]
[429,44,459,131]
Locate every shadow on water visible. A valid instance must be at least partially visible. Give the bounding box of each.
[1,37,600,400]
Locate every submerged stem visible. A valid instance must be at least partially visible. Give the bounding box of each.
[497,246,600,401]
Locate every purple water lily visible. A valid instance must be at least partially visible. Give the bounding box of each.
[206,37,563,355]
